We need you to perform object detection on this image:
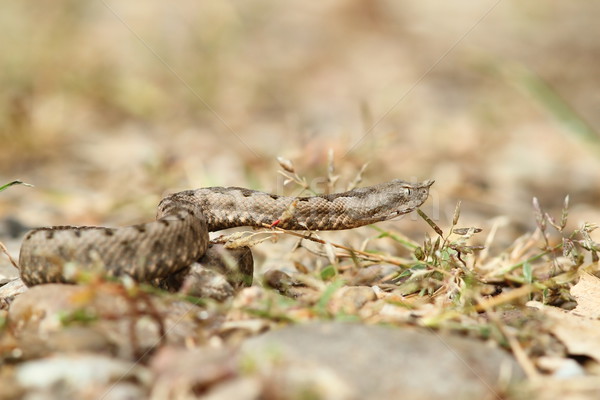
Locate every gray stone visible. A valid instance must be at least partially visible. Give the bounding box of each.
[241,322,525,400]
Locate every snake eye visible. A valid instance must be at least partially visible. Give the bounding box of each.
[406,188,413,196]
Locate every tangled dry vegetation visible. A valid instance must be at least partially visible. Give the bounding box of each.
[2,155,600,398]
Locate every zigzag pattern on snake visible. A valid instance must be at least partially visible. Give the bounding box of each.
[18,179,433,287]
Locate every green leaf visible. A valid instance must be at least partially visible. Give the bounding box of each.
[320,265,337,280]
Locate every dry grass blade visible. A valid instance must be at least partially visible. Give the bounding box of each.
[0,241,19,269]
[347,162,369,190]
[418,209,444,237]
[472,285,536,312]
[221,231,276,249]
[262,224,415,266]
[476,293,541,381]
[452,200,461,226]
[560,195,570,230]
[532,197,550,247]
[326,149,339,193]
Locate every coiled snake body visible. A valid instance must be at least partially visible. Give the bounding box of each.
[19,180,433,287]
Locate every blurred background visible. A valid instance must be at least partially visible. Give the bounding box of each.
[1,0,600,267]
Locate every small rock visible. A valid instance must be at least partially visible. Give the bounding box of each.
[197,244,254,289]
[201,377,262,400]
[150,346,239,398]
[344,264,400,286]
[328,286,376,315]
[8,283,216,359]
[537,356,586,378]
[241,322,525,400]
[262,269,321,300]
[180,266,236,301]
[16,353,150,399]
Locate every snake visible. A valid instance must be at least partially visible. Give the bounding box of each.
[18,179,433,288]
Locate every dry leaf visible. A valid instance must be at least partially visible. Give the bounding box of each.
[324,241,338,266]
[528,301,600,362]
[571,271,600,319]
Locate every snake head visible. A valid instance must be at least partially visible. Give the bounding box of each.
[391,179,434,216]
[347,179,434,223]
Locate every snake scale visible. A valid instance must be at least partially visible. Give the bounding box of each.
[19,179,433,287]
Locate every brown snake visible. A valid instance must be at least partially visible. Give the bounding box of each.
[19,180,433,287]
